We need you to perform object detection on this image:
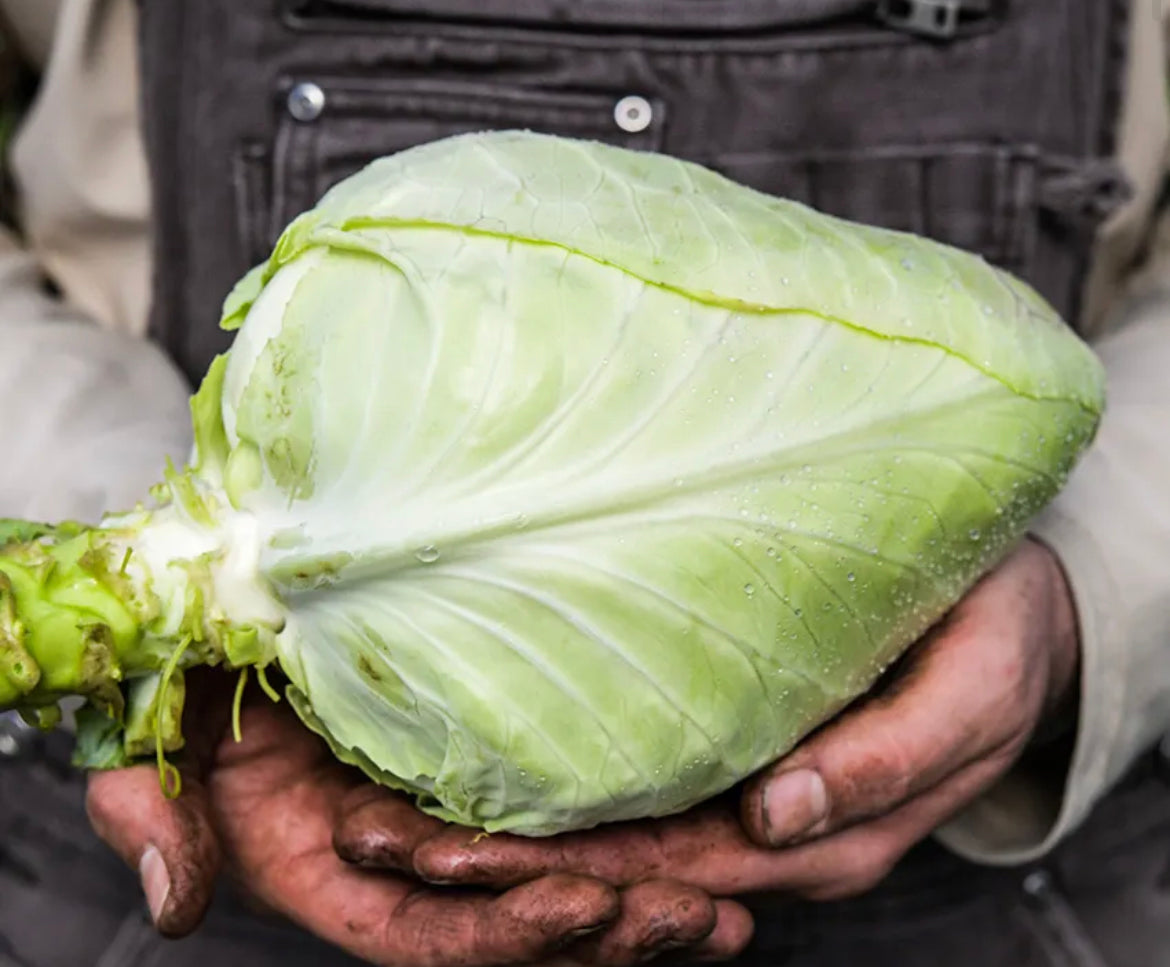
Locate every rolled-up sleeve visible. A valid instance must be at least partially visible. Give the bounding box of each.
[938,290,1170,864]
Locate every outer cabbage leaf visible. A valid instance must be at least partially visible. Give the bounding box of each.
[207,131,1103,835]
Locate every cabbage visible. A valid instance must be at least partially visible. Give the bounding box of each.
[0,131,1103,835]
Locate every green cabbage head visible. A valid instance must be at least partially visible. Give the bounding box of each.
[0,131,1103,835]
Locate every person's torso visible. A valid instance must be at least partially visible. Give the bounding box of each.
[137,0,1135,385]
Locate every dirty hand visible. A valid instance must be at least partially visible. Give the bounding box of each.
[86,671,752,965]
[337,539,1080,902]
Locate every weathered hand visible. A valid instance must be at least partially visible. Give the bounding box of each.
[337,539,1080,903]
[84,671,748,965]
[335,787,755,965]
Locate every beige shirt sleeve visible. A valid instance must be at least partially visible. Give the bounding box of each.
[934,4,1170,865]
[7,0,156,338]
[938,288,1170,864]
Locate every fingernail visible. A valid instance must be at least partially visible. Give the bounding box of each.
[762,769,828,845]
[139,845,171,925]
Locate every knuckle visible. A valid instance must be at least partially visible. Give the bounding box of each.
[562,873,622,922]
[827,843,899,899]
[83,775,119,833]
[839,732,916,811]
[613,881,717,961]
[668,886,718,942]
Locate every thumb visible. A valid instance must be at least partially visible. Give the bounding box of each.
[86,764,221,937]
[738,547,1052,849]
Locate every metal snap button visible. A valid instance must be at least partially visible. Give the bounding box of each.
[1021,869,1053,898]
[288,82,326,123]
[614,95,653,134]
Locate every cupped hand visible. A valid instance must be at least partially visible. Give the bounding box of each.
[84,670,752,965]
[337,538,1080,902]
